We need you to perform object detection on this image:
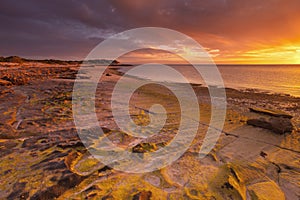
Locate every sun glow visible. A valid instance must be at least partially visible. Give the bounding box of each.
[213,43,300,64]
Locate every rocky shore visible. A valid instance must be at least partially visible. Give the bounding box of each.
[0,63,299,199]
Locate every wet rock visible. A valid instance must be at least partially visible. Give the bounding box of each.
[249,107,293,119]
[132,191,152,200]
[247,117,294,134]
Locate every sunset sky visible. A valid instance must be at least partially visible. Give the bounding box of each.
[1,0,300,64]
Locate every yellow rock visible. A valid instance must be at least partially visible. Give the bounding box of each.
[209,163,246,200]
[248,181,285,200]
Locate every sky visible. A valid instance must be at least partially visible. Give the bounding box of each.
[0,0,300,64]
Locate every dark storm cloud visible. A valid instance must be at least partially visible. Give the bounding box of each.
[0,0,126,59]
[0,0,299,60]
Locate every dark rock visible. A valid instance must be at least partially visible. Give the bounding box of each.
[44,160,66,171]
[0,124,17,139]
[132,143,158,153]
[7,182,27,199]
[98,165,112,173]
[0,79,12,86]
[260,151,268,158]
[30,172,84,200]
[132,191,152,200]
[247,117,294,134]
[83,185,100,194]
[31,154,68,171]
[86,193,98,199]
[1,56,24,63]
[57,140,84,149]
[0,140,18,157]
[249,107,293,119]
[22,136,46,148]
[3,169,12,175]
[221,182,234,190]
[35,149,67,162]
[19,192,29,200]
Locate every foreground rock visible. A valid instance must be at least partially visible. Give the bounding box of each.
[0,129,86,199]
[247,117,294,134]
[1,63,299,199]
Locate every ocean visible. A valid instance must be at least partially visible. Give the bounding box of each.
[117,64,300,97]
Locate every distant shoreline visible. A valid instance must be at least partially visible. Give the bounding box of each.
[0,55,121,66]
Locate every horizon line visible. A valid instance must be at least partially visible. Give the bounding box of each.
[1,55,300,65]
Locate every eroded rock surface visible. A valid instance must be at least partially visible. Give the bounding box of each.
[0,63,299,199]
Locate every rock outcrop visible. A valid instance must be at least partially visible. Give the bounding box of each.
[247,107,294,134]
[247,117,294,134]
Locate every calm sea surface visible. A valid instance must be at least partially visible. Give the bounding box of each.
[118,65,300,97]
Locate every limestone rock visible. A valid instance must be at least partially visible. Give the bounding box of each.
[247,117,293,134]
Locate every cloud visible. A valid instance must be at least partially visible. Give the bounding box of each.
[0,0,299,62]
[0,0,125,59]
